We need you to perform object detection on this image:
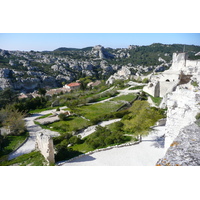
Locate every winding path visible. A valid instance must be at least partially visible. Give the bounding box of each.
[8,85,146,161]
[8,107,66,160]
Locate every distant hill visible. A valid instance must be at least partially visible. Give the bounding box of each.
[54,47,93,52]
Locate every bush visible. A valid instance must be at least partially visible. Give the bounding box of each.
[56,107,60,111]
[0,105,26,135]
[69,136,82,145]
[195,113,200,120]
[191,81,198,87]
[142,78,149,83]
[58,113,67,121]
[85,126,127,149]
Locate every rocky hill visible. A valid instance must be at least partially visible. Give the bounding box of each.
[0,43,200,92]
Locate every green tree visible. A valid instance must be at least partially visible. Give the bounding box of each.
[0,105,26,135]
[0,88,18,108]
[123,100,163,141]
[38,88,47,96]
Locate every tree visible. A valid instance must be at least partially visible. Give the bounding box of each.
[0,88,18,108]
[123,100,163,141]
[0,105,26,135]
[38,88,47,96]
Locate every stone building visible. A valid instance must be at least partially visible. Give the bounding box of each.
[143,52,200,97]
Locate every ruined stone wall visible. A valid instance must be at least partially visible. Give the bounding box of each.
[143,81,160,97]
[171,52,188,70]
[164,87,200,151]
[159,81,179,97]
[36,133,55,164]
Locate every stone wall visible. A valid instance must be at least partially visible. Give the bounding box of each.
[164,87,200,151]
[36,133,55,164]
[143,52,200,98]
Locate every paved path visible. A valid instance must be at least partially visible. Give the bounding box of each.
[8,107,67,160]
[87,86,143,105]
[61,126,166,166]
[77,119,121,138]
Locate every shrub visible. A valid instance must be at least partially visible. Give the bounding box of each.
[195,113,200,120]
[191,81,198,87]
[142,78,149,83]
[56,107,60,111]
[58,113,67,121]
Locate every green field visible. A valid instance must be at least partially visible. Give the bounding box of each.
[128,85,144,90]
[0,151,48,166]
[77,101,124,121]
[29,107,54,114]
[42,115,89,134]
[110,94,136,102]
[0,131,28,159]
[149,95,163,106]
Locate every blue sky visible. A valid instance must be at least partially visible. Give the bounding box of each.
[0,33,200,51]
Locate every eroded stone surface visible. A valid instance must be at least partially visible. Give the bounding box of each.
[156,123,200,166]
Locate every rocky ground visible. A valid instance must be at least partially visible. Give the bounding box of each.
[156,123,200,166]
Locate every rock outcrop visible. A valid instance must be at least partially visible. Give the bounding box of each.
[91,45,114,59]
[106,66,131,84]
[156,123,200,166]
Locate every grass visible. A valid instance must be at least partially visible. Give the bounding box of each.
[36,113,52,119]
[128,85,144,90]
[76,101,124,121]
[41,115,89,134]
[70,121,133,154]
[0,131,28,158]
[71,141,94,153]
[70,133,133,154]
[149,95,163,106]
[29,106,55,114]
[0,151,48,166]
[90,96,112,102]
[110,94,136,102]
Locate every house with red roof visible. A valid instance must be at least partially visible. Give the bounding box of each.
[63,82,81,90]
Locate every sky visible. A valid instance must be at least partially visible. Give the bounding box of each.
[0,33,200,51]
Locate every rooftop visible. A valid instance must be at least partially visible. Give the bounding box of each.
[67,82,81,87]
